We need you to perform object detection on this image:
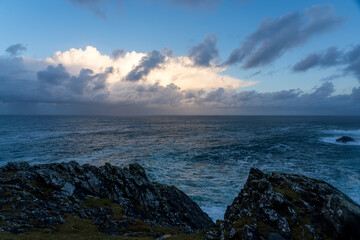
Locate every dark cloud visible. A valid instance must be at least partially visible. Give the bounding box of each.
[188,34,219,67]
[37,64,70,85]
[292,47,342,72]
[352,87,360,100]
[112,49,126,59]
[67,0,110,18]
[293,44,360,81]
[67,0,224,17]
[224,5,343,69]
[167,0,223,10]
[308,81,335,98]
[344,45,360,80]
[1,53,359,115]
[5,44,27,56]
[124,50,165,81]
[37,64,111,99]
[272,89,302,100]
[204,88,225,102]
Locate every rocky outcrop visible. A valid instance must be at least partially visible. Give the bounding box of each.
[0,161,213,237]
[336,136,355,143]
[206,168,360,240]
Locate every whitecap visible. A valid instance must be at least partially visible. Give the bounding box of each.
[320,129,360,146]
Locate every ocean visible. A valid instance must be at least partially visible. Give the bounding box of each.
[1,115,359,221]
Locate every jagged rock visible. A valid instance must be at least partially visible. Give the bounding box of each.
[336,136,355,143]
[206,168,360,240]
[0,161,213,236]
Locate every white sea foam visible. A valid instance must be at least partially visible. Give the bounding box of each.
[320,129,360,146]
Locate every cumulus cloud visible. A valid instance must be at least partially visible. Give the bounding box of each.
[5,44,27,56]
[188,34,219,67]
[1,45,359,115]
[0,45,252,109]
[112,49,126,59]
[124,50,165,81]
[224,5,343,69]
[293,44,360,81]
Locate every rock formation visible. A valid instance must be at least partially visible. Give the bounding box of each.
[1,161,359,240]
[336,136,355,143]
[205,168,360,240]
[0,161,213,238]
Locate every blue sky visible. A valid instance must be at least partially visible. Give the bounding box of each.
[0,0,360,115]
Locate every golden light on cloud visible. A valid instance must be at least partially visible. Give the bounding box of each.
[45,46,255,94]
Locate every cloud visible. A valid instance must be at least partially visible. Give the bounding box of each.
[292,47,342,72]
[224,5,343,69]
[67,0,111,18]
[66,0,225,17]
[1,45,359,115]
[0,45,251,108]
[167,0,223,10]
[112,49,126,59]
[293,44,360,81]
[37,64,70,85]
[5,44,27,56]
[344,45,360,80]
[188,34,219,67]
[124,50,165,81]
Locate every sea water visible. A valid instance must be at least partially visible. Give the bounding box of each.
[1,115,359,221]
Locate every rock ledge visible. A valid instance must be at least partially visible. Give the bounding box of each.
[205,168,360,240]
[0,161,213,238]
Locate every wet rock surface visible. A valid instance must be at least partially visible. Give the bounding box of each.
[206,168,360,240]
[0,161,214,236]
[336,136,355,143]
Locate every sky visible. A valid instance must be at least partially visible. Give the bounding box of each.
[0,0,360,115]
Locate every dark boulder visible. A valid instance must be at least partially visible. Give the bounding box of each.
[0,161,214,237]
[206,168,360,240]
[336,136,355,143]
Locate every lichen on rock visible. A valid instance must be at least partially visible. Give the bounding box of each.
[205,168,360,240]
[0,161,214,238]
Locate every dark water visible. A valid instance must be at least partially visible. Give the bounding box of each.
[1,115,360,220]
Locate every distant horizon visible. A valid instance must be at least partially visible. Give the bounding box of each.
[1,114,360,117]
[1,0,360,115]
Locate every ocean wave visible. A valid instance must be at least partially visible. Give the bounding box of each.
[322,129,360,136]
[321,137,360,146]
[200,205,227,221]
[320,129,360,146]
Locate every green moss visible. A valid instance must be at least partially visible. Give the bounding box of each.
[81,198,124,219]
[81,198,113,208]
[125,220,152,233]
[4,171,17,180]
[152,226,183,236]
[274,186,301,201]
[29,180,56,194]
[232,216,252,233]
[0,214,153,240]
[257,221,275,238]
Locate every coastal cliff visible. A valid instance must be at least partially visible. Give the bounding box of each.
[0,161,213,239]
[205,168,360,240]
[0,162,359,240]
